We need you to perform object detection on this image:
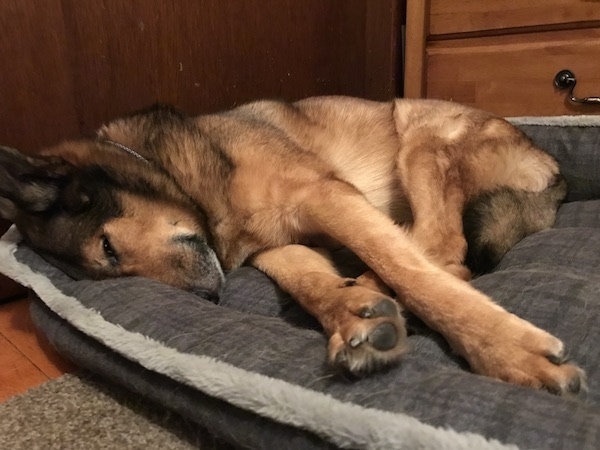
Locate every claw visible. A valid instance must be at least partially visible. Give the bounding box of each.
[349,337,362,348]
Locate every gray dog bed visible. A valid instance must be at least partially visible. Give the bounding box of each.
[1,116,600,449]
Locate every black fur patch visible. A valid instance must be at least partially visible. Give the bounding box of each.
[463,177,567,275]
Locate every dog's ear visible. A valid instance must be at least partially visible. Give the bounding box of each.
[0,145,74,221]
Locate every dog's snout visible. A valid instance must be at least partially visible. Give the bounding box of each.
[173,233,225,300]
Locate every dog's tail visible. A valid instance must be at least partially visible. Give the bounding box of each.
[463,175,567,275]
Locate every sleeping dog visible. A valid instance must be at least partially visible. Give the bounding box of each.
[0,96,584,393]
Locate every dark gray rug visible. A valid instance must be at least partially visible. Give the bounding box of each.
[0,372,233,450]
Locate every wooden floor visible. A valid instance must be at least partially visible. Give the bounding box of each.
[0,295,77,402]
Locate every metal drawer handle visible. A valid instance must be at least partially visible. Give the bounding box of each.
[554,69,600,105]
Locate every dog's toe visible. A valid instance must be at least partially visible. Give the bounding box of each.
[358,298,398,319]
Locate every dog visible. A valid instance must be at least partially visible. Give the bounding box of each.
[0,96,585,393]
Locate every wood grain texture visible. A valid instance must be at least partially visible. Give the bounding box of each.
[0,298,77,379]
[60,0,364,132]
[365,0,403,99]
[426,28,600,116]
[0,0,402,152]
[404,0,429,98]
[430,0,600,36]
[0,0,79,153]
[0,297,77,402]
[0,333,48,402]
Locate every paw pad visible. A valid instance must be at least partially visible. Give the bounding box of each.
[367,322,399,351]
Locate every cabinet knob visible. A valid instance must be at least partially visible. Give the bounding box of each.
[554,69,600,105]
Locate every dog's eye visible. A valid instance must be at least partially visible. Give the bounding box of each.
[101,235,119,264]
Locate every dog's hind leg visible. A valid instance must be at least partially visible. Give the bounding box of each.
[395,142,471,280]
[250,245,408,373]
[298,179,585,393]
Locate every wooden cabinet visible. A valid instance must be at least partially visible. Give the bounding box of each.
[405,0,600,116]
[0,0,403,153]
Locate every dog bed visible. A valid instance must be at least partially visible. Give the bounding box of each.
[1,116,600,449]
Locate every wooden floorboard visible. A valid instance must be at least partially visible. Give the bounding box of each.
[0,295,77,402]
[0,332,48,402]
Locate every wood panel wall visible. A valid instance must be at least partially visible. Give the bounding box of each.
[0,0,402,153]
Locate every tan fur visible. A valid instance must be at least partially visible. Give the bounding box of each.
[81,192,222,288]
[1,97,584,392]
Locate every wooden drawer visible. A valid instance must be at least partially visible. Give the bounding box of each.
[426,28,600,116]
[430,0,600,36]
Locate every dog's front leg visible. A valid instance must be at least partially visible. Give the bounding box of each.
[300,180,585,393]
[250,245,408,373]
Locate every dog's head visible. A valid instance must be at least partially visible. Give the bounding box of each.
[0,142,224,300]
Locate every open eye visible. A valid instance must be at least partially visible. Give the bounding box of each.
[101,234,119,265]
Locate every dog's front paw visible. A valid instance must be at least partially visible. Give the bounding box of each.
[326,294,408,374]
[463,313,586,395]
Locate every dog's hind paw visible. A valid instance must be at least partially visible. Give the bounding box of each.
[326,296,408,374]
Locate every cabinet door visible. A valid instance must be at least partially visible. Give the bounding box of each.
[0,0,402,152]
